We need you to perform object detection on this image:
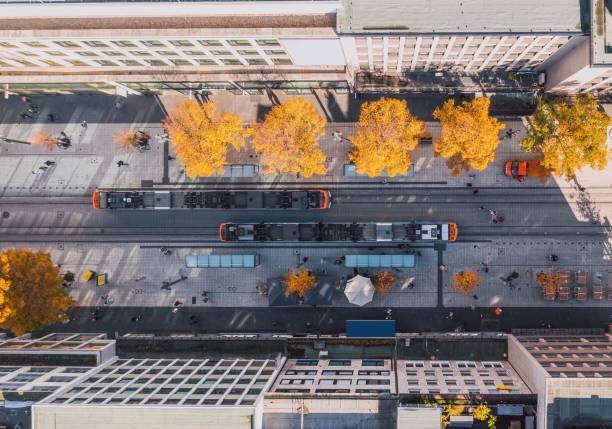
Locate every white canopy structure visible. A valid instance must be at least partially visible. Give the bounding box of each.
[344,275,374,306]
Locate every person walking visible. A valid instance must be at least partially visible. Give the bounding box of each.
[81,120,88,128]
[117,160,128,167]
[44,160,56,167]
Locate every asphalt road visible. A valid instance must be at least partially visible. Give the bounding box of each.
[41,305,612,337]
[0,186,610,243]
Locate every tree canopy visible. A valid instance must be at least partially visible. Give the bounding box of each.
[349,98,425,177]
[164,99,249,178]
[284,270,317,301]
[433,97,505,175]
[521,95,611,178]
[0,249,74,335]
[251,97,327,177]
[114,129,149,151]
[29,133,57,151]
[535,271,565,295]
[452,270,481,294]
[472,404,492,421]
[371,271,396,295]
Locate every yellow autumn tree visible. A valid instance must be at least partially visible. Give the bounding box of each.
[164,99,249,178]
[372,271,396,296]
[0,249,74,336]
[284,270,317,301]
[472,404,492,421]
[452,270,481,294]
[251,97,327,177]
[114,129,149,151]
[29,133,57,151]
[433,97,505,175]
[349,98,425,176]
[535,271,565,295]
[521,95,611,178]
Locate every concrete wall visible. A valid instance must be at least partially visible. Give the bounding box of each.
[33,405,255,429]
[263,397,395,429]
[506,335,546,429]
[543,35,609,94]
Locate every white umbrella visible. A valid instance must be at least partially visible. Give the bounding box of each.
[344,275,374,306]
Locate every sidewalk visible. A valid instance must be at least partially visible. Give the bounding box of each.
[1,238,609,310]
[0,241,435,309]
[0,95,166,196]
[0,93,603,196]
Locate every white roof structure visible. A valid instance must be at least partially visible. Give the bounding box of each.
[338,0,585,34]
[344,275,374,306]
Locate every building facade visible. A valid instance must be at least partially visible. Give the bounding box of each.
[0,0,609,97]
[1,331,610,429]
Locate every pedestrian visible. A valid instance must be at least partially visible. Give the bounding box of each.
[172,307,179,314]
[202,297,209,303]
[168,155,176,161]
[46,113,55,122]
[497,215,505,223]
[38,166,48,171]
[473,294,479,300]
[439,264,446,271]
[302,257,309,264]
[20,113,32,120]
[472,188,480,194]
[117,160,128,167]
[81,120,87,128]
[173,300,181,307]
[44,160,56,166]
[466,183,473,188]
[447,311,454,319]
[20,95,30,104]
[488,209,497,217]
[479,205,485,211]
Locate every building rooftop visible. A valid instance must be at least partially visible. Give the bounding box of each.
[40,357,281,406]
[338,0,587,34]
[515,333,612,378]
[592,0,612,64]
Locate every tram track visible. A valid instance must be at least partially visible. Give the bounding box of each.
[0,224,607,244]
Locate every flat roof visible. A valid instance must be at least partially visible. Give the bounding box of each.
[338,0,586,34]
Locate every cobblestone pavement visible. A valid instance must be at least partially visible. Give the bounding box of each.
[2,237,610,309]
[0,93,610,315]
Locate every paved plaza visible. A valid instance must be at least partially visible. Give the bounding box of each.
[0,92,610,334]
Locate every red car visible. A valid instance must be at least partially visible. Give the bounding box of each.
[504,160,550,182]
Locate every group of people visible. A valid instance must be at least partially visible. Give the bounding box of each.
[479,206,505,223]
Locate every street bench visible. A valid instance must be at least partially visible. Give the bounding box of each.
[220,164,259,177]
[344,254,416,268]
[343,164,414,177]
[186,254,260,268]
